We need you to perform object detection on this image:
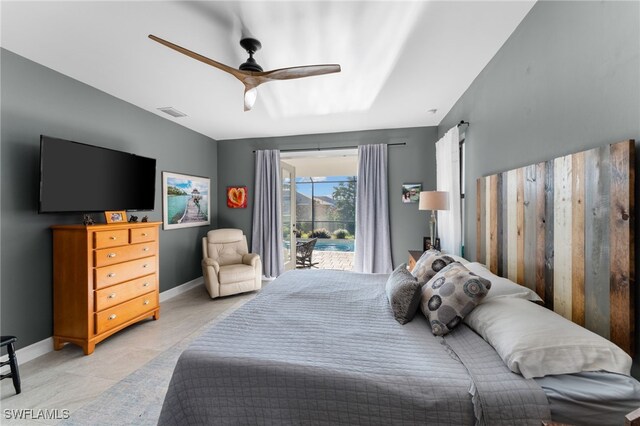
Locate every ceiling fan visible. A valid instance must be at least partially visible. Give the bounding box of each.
[148,34,341,111]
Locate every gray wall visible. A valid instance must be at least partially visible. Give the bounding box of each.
[1,49,218,350]
[438,1,640,368]
[217,127,438,268]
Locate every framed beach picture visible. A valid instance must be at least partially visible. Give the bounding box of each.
[402,183,421,203]
[162,171,210,230]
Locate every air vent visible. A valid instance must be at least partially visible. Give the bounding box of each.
[157,107,187,118]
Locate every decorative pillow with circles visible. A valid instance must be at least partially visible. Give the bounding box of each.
[411,249,457,283]
[420,262,492,336]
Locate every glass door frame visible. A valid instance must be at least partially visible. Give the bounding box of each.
[281,161,297,270]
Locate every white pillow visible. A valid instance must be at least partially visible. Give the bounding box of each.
[464,297,632,378]
[465,262,542,303]
[446,254,470,265]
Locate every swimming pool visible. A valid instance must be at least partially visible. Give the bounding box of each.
[299,238,355,252]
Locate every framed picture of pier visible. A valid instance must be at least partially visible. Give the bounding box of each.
[162,171,210,230]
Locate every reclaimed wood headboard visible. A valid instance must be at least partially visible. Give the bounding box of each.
[476,140,635,355]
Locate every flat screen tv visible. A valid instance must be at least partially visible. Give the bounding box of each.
[39,135,156,213]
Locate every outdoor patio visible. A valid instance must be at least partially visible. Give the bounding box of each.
[312,250,354,271]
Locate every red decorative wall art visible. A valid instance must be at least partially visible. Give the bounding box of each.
[227,186,248,208]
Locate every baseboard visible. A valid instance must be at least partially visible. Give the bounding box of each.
[0,277,205,367]
[1,337,54,366]
[159,276,204,302]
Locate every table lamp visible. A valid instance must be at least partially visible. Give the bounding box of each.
[418,191,449,250]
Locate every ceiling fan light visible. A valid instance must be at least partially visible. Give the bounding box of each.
[244,87,258,111]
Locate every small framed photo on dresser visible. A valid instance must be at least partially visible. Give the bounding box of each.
[105,210,127,224]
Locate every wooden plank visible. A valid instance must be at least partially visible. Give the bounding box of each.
[477,178,482,263]
[485,177,492,268]
[489,174,499,274]
[500,172,508,277]
[523,165,537,291]
[609,140,635,355]
[584,145,611,338]
[544,160,555,309]
[553,155,573,320]
[507,169,518,282]
[535,162,547,300]
[571,151,586,326]
[516,168,525,285]
[477,177,486,264]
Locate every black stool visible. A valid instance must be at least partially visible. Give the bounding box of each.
[1,336,21,394]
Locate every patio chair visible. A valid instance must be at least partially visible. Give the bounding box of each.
[296,238,319,268]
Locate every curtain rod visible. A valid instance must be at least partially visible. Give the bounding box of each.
[253,142,406,153]
[457,120,470,127]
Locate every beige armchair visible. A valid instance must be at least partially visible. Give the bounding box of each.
[201,229,262,299]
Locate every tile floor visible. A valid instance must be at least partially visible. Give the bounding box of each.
[0,284,258,425]
[312,251,354,270]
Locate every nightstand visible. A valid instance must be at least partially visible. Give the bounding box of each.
[408,250,423,272]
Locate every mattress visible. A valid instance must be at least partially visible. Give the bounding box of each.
[535,371,640,425]
[158,269,549,425]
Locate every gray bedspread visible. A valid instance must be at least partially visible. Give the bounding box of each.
[159,269,549,425]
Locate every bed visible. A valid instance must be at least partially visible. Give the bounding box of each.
[159,269,551,425]
[158,267,639,425]
[159,139,639,425]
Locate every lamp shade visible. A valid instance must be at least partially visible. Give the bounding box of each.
[418,191,449,211]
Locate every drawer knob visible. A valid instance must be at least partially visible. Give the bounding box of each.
[107,273,116,278]
[142,264,148,268]
[143,282,150,287]
[107,253,117,258]
[143,300,150,305]
[141,233,148,237]
[108,293,116,299]
[108,314,117,320]
[110,236,117,240]
[143,247,149,252]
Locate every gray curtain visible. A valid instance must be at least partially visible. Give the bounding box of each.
[354,144,393,273]
[251,149,284,278]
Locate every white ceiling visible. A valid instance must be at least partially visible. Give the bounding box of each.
[282,149,358,177]
[1,1,535,141]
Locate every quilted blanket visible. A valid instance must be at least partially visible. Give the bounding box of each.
[159,269,549,425]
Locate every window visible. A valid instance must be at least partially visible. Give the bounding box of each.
[295,176,356,237]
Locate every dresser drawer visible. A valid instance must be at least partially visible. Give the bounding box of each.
[95,293,158,335]
[130,227,156,244]
[94,229,128,249]
[94,257,156,289]
[94,242,158,267]
[95,274,157,311]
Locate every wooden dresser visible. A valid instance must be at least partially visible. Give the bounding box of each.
[408,250,424,272]
[51,222,161,355]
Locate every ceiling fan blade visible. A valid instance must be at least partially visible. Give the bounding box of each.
[259,64,341,81]
[148,34,246,81]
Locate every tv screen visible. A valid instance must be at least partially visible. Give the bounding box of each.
[39,135,156,213]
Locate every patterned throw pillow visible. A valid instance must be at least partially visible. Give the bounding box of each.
[385,264,423,324]
[411,249,456,283]
[420,262,491,335]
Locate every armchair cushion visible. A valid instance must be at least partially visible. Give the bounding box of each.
[219,264,258,284]
[205,229,249,266]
